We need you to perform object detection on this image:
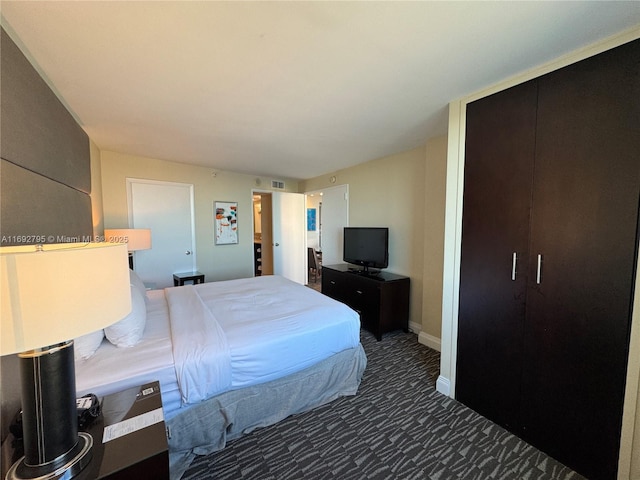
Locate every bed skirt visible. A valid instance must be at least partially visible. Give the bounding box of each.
[168,343,367,479]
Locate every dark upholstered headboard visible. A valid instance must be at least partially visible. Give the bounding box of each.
[0,27,93,440]
[1,27,92,244]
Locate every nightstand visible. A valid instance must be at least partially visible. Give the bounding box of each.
[173,271,205,286]
[1,382,169,480]
[74,382,169,480]
[78,381,169,479]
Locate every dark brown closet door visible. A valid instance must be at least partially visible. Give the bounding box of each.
[456,80,537,430]
[521,39,640,480]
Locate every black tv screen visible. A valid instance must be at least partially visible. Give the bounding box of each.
[343,227,389,270]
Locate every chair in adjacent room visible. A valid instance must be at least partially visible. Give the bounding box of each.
[308,247,321,283]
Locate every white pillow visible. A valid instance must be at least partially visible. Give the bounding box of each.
[74,330,104,360]
[129,269,148,302]
[105,285,146,347]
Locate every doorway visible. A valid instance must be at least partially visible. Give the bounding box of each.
[252,190,307,284]
[305,184,349,266]
[253,192,273,276]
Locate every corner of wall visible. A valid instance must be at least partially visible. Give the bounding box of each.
[418,331,441,352]
[90,140,104,238]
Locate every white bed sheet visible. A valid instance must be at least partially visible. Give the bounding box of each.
[75,289,181,415]
[191,275,361,388]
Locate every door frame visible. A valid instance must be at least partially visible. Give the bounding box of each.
[126,177,197,269]
[304,184,349,267]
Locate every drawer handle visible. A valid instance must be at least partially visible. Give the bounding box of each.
[330,281,336,285]
[511,252,517,281]
[356,290,363,294]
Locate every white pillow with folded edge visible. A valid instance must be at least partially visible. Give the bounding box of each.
[105,285,146,348]
[129,269,148,303]
[74,330,104,361]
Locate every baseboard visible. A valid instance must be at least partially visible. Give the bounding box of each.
[418,331,441,352]
[436,376,451,396]
[408,321,421,335]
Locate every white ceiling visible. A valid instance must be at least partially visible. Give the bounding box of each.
[2,2,639,180]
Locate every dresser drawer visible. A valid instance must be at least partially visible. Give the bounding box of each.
[320,264,410,341]
[321,267,347,301]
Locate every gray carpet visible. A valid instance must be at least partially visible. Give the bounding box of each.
[182,330,584,480]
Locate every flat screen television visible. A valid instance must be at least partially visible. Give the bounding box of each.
[343,227,389,272]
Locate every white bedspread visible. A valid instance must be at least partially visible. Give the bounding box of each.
[167,275,360,402]
[165,285,231,404]
[76,275,361,419]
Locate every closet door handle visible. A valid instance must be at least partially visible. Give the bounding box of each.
[536,254,543,284]
[511,252,517,281]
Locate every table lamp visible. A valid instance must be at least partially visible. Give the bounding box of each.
[1,242,132,480]
[103,229,151,269]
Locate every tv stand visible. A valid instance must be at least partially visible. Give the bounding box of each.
[322,264,410,341]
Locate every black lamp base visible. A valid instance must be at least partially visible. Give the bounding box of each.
[7,342,93,480]
[5,432,92,480]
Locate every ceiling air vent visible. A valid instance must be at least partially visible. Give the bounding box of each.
[271,180,285,190]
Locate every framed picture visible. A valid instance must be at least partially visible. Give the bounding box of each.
[307,208,317,231]
[214,201,238,245]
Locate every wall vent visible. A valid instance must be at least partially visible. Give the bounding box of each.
[271,180,285,190]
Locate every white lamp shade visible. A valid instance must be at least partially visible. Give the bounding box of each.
[1,242,132,355]
[104,228,151,251]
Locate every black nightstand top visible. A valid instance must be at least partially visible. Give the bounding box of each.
[79,381,169,479]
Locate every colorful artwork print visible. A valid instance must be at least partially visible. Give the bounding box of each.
[215,201,238,244]
[307,208,317,231]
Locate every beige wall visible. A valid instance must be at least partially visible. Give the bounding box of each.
[628,321,640,479]
[633,385,640,479]
[100,150,299,282]
[421,136,447,346]
[301,141,447,341]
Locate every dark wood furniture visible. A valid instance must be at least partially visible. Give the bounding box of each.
[322,264,409,341]
[78,381,169,479]
[1,382,169,480]
[173,271,205,286]
[254,242,262,276]
[457,39,640,480]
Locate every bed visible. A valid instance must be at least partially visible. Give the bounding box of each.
[74,273,367,480]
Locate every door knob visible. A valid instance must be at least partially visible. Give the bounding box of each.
[274,243,280,247]
[185,250,192,255]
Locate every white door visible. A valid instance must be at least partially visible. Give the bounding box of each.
[272,191,306,284]
[314,184,348,266]
[128,179,196,288]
